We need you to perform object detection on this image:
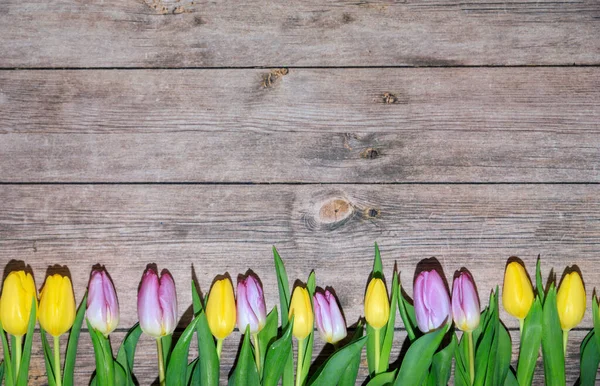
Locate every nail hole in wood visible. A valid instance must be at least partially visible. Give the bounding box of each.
[366,208,380,218]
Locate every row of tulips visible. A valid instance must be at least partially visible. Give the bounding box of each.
[0,245,598,386]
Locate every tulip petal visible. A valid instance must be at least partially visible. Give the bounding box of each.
[137,269,163,338]
[159,271,178,336]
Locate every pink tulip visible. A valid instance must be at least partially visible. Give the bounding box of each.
[137,268,177,338]
[314,289,347,344]
[452,272,480,332]
[414,270,451,332]
[236,274,267,334]
[86,269,119,336]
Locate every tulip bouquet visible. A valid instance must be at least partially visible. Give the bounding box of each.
[1,244,599,386]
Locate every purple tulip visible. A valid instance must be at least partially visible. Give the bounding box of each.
[414,270,451,332]
[137,268,177,338]
[86,269,120,336]
[452,272,480,332]
[236,274,267,334]
[314,289,347,344]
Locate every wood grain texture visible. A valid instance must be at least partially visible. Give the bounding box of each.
[1,68,599,183]
[1,184,599,330]
[23,328,595,385]
[1,0,599,68]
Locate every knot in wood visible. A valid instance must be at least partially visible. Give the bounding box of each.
[360,147,380,159]
[318,199,353,224]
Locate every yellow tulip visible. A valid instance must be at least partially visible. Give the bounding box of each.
[39,274,76,337]
[206,278,236,340]
[288,286,313,340]
[0,271,37,336]
[557,271,586,331]
[502,262,534,320]
[364,278,389,329]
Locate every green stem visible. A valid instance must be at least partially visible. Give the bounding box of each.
[519,318,524,335]
[252,333,261,374]
[53,336,62,386]
[374,327,381,374]
[296,338,305,386]
[562,329,569,358]
[216,338,224,360]
[467,331,475,385]
[14,335,23,378]
[156,338,166,386]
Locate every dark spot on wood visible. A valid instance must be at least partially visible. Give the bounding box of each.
[32,241,37,253]
[366,208,380,218]
[382,92,397,104]
[262,68,289,88]
[319,198,353,225]
[342,13,355,24]
[193,15,205,25]
[360,147,380,159]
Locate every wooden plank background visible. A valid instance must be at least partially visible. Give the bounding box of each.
[0,0,599,384]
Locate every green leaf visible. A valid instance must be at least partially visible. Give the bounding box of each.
[493,322,512,385]
[186,358,199,386]
[453,333,471,386]
[166,315,200,386]
[373,242,383,277]
[0,361,4,384]
[593,297,600,357]
[228,326,260,386]
[86,320,115,386]
[307,336,367,386]
[115,323,142,386]
[430,333,457,386]
[338,324,365,386]
[10,335,17,382]
[39,328,56,386]
[0,319,14,386]
[517,297,542,386]
[258,307,279,378]
[274,247,291,327]
[16,296,37,385]
[378,271,398,374]
[503,369,519,386]
[541,285,565,386]
[301,272,316,382]
[273,247,294,386]
[579,329,600,386]
[394,327,446,385]
[366,370,397,386]
[397,287,418,342]
[536,257,545,303]
[191,283,219,386]
[262,317,294,386]
[474,291,499,386]
[114,360,129,386]
[63,291,88,386]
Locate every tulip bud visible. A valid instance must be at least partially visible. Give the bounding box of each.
[557,271,586,331]
[314,289,347,344]
[288,286,313,340]
[39,274,76,337]
[206,278,236,340]
[236,275,266,335]
[451,272,480,332]
[86,269,119,336]
[414,270,451,332]
[137,268,177,339]
[364,278,389,329]
[502,262,534,320]
[0,271,37,337]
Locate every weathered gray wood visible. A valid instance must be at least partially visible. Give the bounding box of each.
[1,68,599,182]
[1,0,599,67]
[1,184,599,329]
[25,328,593,385]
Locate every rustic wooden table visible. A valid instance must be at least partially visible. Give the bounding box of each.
[1,0,599,384]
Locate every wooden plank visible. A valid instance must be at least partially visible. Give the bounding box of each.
[1,0,599,68]
[1,68,599,183]
[1,184,599,329]
[25,328,592,385]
